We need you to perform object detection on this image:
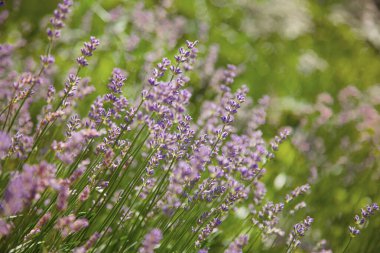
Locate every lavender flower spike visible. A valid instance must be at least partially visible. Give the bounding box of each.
[348,202,379,238]
[288,216,314,249]
[47,0,73,39]
[77,36,100,67]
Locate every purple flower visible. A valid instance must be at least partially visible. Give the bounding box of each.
[294,223,306,237]
[40,55,55,68]
[292,216,313,238]
[76,56,88,67]
[71,219,89,232]
[55,215,89,237]
[349,226,360,237]
[139,228,163,253]
[0,162,56,216]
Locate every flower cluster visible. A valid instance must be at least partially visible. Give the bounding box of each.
[77,36,100,67]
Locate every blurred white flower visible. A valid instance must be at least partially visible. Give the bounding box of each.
[297,50,328,75]
[239,0,313,39]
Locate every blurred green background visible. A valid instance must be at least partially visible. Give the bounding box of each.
[3,0,380,100]
[1,0,380,252]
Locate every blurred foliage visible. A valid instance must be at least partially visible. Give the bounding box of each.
[3,0,380,100]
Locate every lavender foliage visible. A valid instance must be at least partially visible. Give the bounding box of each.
[0,1,378,253]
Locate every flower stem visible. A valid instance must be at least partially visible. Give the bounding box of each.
[342,237,352,253]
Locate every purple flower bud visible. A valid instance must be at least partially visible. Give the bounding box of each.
[354,215,363,225]
[40,55,55,67]
[303,216,314,227]
[349,226,360,237]
[213,218,222,226]
[76,56,88,67]
[294,223,306,237]
[148,77,156,86]
[221,132,228,139]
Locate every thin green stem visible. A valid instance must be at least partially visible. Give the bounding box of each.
[342,237,352,253]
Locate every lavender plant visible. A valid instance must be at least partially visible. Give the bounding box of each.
[0,1,379,253]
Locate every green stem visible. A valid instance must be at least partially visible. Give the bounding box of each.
[342,237,352,253]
